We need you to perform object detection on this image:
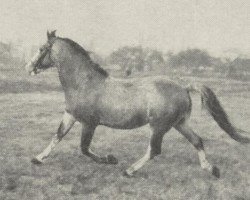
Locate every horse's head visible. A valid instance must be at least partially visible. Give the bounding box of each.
[25,30,57,75]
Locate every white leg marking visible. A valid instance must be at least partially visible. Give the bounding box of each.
[36,135,60,162]
[126,146,151,176]
[198,150,212,171]
[35,111,76,162]
[62,111,76,127]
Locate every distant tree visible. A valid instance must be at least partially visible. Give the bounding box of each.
[144,49,165,71]
[0,42,13,65]
[226,57,250,78]
[107,46,144,71]
[168,49,213,69]
[0,41,26,68]
[107,46,165,75]
[231,57,250,71]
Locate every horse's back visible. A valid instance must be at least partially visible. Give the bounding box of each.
[106,75,188,100]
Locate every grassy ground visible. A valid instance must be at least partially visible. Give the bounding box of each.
[0,69,249,199]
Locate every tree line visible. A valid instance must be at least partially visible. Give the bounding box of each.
[99,46,249,79]
[0,41,249,79]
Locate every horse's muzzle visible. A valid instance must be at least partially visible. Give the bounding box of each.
[25,62,37,76]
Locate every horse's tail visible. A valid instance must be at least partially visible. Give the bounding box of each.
[187,84,250,144]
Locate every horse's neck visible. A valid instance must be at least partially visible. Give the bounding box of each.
[57,60,105,92]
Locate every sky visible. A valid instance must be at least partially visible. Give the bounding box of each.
[0,0,249,56]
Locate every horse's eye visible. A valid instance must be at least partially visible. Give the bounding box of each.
[39,48,43,52]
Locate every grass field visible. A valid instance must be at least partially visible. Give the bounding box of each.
[0,69,249,200]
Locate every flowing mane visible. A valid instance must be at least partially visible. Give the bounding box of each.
[60,37,109,77]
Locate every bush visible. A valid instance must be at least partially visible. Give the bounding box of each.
[167,49,213,69]
[106,46,166,75]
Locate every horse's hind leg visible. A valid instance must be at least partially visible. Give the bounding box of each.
[31,111,76,164]
[124,125,170,177]
[174,120,220,178]
[80,122,118,165]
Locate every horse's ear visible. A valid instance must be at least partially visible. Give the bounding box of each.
[47,30,57,40]
[47,30,50,39]
[51,30,57,38]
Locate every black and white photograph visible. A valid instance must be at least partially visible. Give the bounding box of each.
[0,0,249,199]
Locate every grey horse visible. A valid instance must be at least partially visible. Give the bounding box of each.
[25,31,249,178]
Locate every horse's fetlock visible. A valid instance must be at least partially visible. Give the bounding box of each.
[81,147,89,155]
[150,149,161,159]
[194,137,204,150]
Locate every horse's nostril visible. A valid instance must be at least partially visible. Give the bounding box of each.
[25,61,36,74]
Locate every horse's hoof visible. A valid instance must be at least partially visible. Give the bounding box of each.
[212,166,220,178]
[31,158,43,165]
[123,170,134,178]
[106,154,118,165]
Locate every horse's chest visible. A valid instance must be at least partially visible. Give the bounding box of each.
[64,90,99,120]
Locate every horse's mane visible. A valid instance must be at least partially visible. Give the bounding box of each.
[60,37,109,77]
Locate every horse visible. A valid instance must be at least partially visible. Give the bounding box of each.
[25,31,249,178]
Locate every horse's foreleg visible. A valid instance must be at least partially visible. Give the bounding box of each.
[175,121,220,178]
[31,111,76,164]
[80,123,118,164]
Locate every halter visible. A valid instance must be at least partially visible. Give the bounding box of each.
[32,37,57,74]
